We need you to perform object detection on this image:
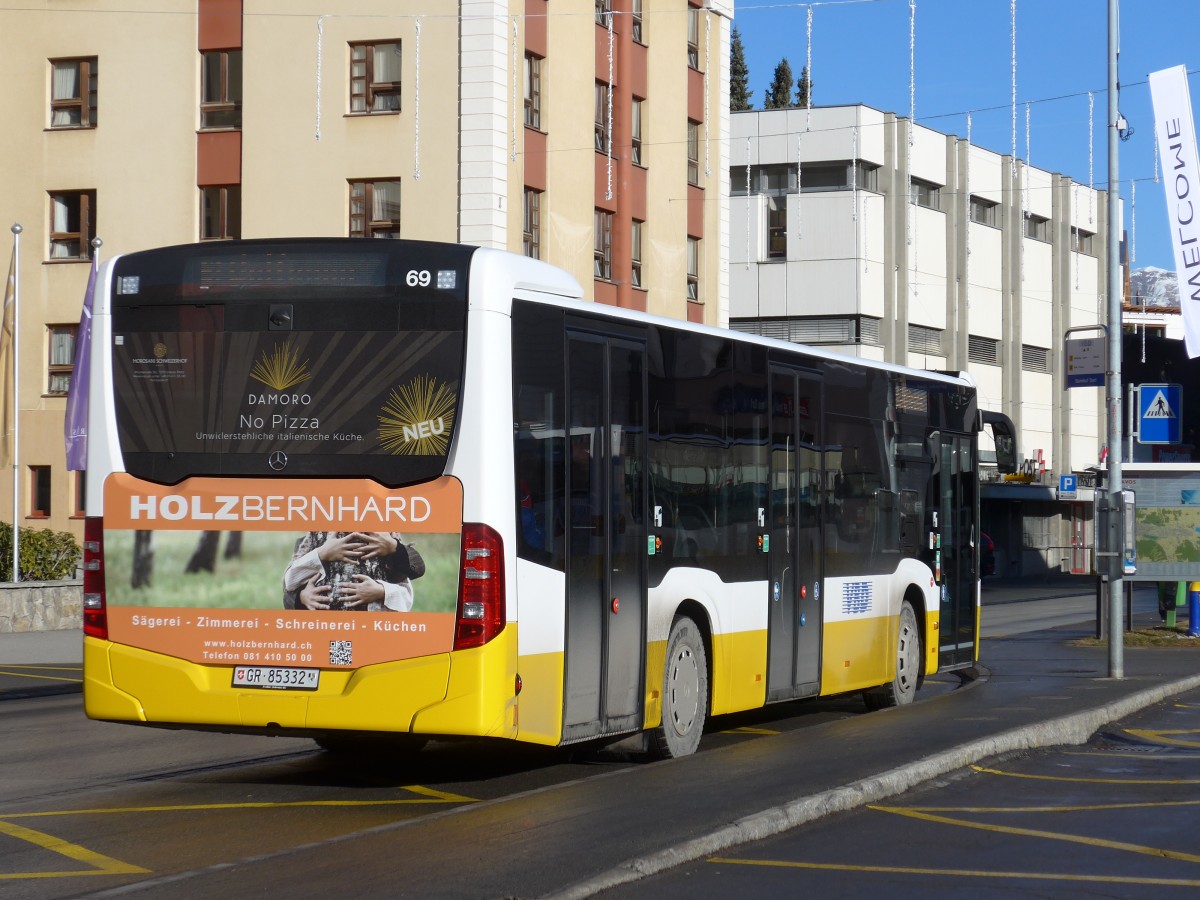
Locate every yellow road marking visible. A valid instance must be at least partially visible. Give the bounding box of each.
[887,799,1200,814]
[971,764,1200,785]
[1,786,478,820]
[706,857,1200,887]
[0,785,475,880]
[1061,750,1200,760]
[0,819,149,880]
[721,727,780,735]
[0,669,82,684]
[872,805,1200,863]
[1126,729,1200,749]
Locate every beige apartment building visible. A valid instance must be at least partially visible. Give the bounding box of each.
[0,0,733,541]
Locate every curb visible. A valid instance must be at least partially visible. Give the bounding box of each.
[0,682,81,702]
[544,671,1200,900]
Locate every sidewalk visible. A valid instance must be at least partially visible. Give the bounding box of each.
[981,572,1105,604]
[0,629,83,699]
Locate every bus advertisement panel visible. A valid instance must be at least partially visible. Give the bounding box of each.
[101,473,463,671]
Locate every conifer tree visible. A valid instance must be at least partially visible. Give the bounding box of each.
[730,27,752,111]
[796,65,813,109]
[764,58,794,110]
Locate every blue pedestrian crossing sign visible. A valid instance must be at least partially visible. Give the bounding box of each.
[1137,383,1183,445]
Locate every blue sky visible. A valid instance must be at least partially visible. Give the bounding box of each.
[732,0,1199,272]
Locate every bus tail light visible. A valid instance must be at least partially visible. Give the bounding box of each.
[82,516,108,640]
[453,523,505,650]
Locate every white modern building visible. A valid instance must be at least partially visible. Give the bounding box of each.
[728,105,1114,576]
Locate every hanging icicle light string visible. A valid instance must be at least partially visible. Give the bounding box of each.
[314,15,327,141]
[806,5,814,131]
[413,17,422,180]
[704,16,712,177]
[605,9,614,201]
[511,18,518,163]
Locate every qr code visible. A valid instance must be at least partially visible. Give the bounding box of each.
[329,640,353,666]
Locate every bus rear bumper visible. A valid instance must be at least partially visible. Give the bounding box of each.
[84,629,520,740]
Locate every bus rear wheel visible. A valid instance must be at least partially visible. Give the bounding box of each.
[650,616,708,759]
[863,600,920,711]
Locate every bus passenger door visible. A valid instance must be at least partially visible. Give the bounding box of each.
[936,433,978,668]
[767,365,823,701]
[562,331,647,742]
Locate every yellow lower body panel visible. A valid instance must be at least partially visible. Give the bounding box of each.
[86,627,522,739]
[514,650,565,746]
[643,639,666,729]
[710,629,768,716]
[820,617,890,696]
[924,608,941,676]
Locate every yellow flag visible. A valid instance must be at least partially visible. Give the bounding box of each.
[0,250,13,469]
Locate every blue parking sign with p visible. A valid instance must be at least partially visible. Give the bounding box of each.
[1137,383,1182,445]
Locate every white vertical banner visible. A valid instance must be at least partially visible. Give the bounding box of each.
[1149,65,1200,358]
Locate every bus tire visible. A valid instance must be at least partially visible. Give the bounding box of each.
[650,616,708,759]
[863,600,920,711]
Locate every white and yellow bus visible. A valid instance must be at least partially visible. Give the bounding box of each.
[82,238,986,758]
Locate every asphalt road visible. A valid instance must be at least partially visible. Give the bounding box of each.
[618,687,1200,898]
[2,588,1196,899]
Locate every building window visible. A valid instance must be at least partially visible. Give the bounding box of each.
[631,220,644,288]
[201,186,241,240]
[1026,213,1050,242]
[1022,345,1050,373]
[50,57,98,128]
[631,99,644,165]
[30,466,51,518]
[687,7,700,69]
[200,50,242,129]
[48,191,95,260]
[736,161,879,195]
[595,83,610,151]
[524,189,541,259]
[524,54,542,129]
[910,178,941,210]
[349,180,401,238]
[350,41,402,113]
[969,196,998,227]
[47,325,76,395]
[594,210,613,281]
[595,0,611,25]
[767,197,787,258]
[968,335,1000,366]
[686,237,700,300]
[631,0,644,42]
[1073,228,1094,254]
[908,324,944,355]
[687,120,699,185]
[730,315,882,346]
[72,470,86,518]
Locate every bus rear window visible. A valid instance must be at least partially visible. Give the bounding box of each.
[112,314,465,486]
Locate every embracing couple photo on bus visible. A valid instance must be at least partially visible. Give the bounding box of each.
[282,532,426,612]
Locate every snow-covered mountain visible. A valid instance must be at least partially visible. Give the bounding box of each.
[1129,267,1180,308]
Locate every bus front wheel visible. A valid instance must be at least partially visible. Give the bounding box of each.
[863,600,920,711]
[651,616,708,759]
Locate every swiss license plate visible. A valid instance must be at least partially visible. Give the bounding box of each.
[232,666,320,691]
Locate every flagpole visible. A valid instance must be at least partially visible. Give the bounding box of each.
[10,223,19,583]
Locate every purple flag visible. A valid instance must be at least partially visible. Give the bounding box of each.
[64,257,96,471]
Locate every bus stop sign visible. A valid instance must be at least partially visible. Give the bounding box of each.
[1137,383,1183,445]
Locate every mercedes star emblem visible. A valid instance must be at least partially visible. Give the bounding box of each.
[268,451,288,471]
